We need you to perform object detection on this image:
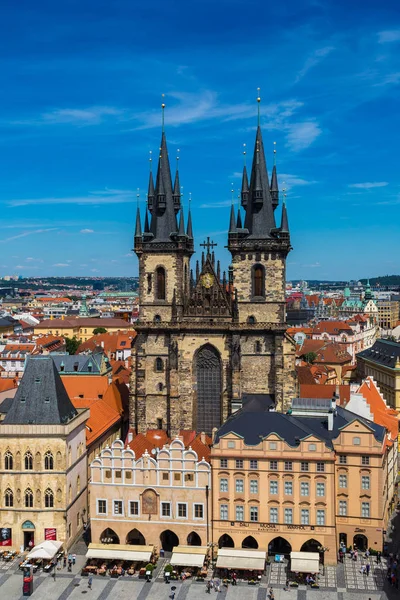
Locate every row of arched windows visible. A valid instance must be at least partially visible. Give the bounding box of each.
[4,450,54,471]
[4,487,54,508]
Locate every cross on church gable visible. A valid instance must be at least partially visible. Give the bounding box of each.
[200,237,217,256]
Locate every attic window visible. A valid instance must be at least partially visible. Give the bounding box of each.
[21,396,26,403]
[44,396,50,403]
[120,341,126,346]
[73,362,79,372]
[79,394,84,399]
[98,394,103,399]
[35,376,41,383]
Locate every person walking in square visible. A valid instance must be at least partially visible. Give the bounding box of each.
[88,575,93,590]
[366,563,370,576]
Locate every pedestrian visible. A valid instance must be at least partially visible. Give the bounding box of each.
[206,580,211,594]
[365,549,370,559]
[88,575,93,590]
[68,560,72,572]
[63,555,67,568]
[214,578,220,592]
[170,592,175,600]
[284,579,290,591]
[72,554,76,566]
[232,572,237,586]
[366,563,370,576]
[350,548,354,560]
[377,551,381,564]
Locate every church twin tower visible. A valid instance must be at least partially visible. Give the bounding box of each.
[130,116,297,436]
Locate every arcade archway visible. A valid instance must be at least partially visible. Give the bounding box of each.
[218,534,234,548]
[353,534,368,552]
[268,537,291,556]
[160,530,179,552]
[100,528,119,544]
[126,528,146,545]
[242,536,258,549]
[187,531,202,546]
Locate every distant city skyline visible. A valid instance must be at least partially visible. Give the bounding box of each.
[1,0,399,280]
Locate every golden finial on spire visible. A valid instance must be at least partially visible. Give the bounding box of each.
[273,141,277,167]
[189,191,192,206]
[243,143,247,166]
[161,93,166,132]
[176,148,180,170]
[149,150,152,172]
[257,87,261,126]
[282,182,287,204]
[136,187,140,206]
[231,183,235,205]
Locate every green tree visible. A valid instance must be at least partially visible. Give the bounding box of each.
[93,327,107,335]
[65,336,80,355]
[302,351,318,364]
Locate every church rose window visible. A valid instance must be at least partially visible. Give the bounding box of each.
[156,267,166,300]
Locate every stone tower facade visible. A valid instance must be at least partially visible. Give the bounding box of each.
[130,119,297,437]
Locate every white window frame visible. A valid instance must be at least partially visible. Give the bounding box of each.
[284,480,293,495]
[220,504,229,520]
[316,509,325,525]
[269,507,278,523]
[235,459,244,469]
[361,502,370,518]
[249,505,258,522]
[220,478,228,493]
[270,480,278,495]
[339,500,347,516]
[235,505,244,521]
[177,502,188,519]
[339,474,347,488]
[97,498,108,515]
[250,479,258,494]
[129,500,139,517]
[113,499,124,516]
[161,501,171,518]
[361,475,370,490]
[193,503,204,520]
[284,508,293,524]
[250,459,258,469]
[301,509,309,525]
[235,479,244,493]
[300,481,309,496]
[316,482,325,497]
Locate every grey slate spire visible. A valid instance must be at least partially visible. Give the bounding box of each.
[4,356,78,425]
[178,206,185,236]
[241,165,249,208]
[134,206,142,239]
[243,126,276,238]
[236,207,242,229]
[186,207,193,238]
[229,204,236,233]
[281,199,289,234]
[147,171,155,213]
[270,164,279,210]
[149,132,179,242]
[173,168,181,213]
[144,208,150,234]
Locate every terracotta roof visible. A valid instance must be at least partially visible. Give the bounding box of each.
[61,375,110,402]
[297,340,352,364]
[35,317,132,329]
[287,327,313,336]
[126,429,212,461]
[85,398,121,446]
[0,378,18,392]
[38,297,72,304]
[77,331,136,355]
[300,384,351,404]
[127,433,155,458]
[355,377,399,442]
[312,321,353,335]
[296,365,317,385]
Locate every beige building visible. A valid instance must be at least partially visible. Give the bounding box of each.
[0,356,89,550]
[377,299,399,330]
[211,396,393,565]
[90,438,211,551]
[34,317,132,342]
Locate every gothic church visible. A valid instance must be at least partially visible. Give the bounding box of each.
[130,115,297,436]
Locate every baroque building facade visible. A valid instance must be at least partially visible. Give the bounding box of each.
[130,118,297,436]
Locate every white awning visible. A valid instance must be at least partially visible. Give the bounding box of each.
[290,552,320,574]
[171,546,208,568]
[86,543,153,562]
[216,548,266,571]
[27,540,63,561]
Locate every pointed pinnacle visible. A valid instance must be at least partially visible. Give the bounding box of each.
[229,204,236,233]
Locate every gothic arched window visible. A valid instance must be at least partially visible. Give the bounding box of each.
[44,451,54,470]
[4,451,13,470]
[5,488,13,507]
[44,488,54,508]
[155,357,164,372]
[24,451,33,470]
[156,267,166,300]
[252,264,265,298]
[25,488,33,508]
[255,341,262,354]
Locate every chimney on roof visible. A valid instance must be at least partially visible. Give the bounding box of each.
[200,431,206,444]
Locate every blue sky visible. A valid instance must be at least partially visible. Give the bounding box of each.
[1,0,399,281]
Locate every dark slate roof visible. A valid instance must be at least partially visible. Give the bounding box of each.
[215,398,385,448]
[0,397,14,414]
[149,132,179,242]
[52,350,108,374]
[357,339,400,369]
[3,356,78,425]
[243,126,277,238]
[0,316,17,328]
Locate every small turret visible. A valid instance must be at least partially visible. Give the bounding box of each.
[236,207,242,229]
[173,153,181,214]
[177,207,186,238]
[241,165,249,208]
[186,207,193,239]
[134,207,142,240]
[229,204,236,233]
[147,170,155,213]
[280,200,289,235]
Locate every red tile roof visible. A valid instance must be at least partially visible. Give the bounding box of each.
[300,384,351,404]
[77,331,136,355]
[312,321,353,335]
[85,399,121,446]
[296,340,352,364]
[126,429,212,461]
[354,377,399,442]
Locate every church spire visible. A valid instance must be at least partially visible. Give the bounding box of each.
[148,99,178,242]
[178,206,186,236]
[280,188,289,235]
[270,141,279,210]
[229,203,236,233]
[134,206,142,239]
[144,208,150,234]
[173,149,181,213]
[186,205,193,238]
[243,123,276,238]
[236,207,242,229]
[241,144,249,208]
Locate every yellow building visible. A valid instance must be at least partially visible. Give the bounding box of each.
[89,437,211,551]
[34,317,133,342]
[0,356,89,550]
[211,395,392,565]
[377,300,399,330]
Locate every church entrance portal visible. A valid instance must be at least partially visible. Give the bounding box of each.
[196,345,222,434]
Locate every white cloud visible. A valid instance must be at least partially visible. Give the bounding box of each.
[295,46,335,83]
[286,122,322,151]
[199,199,233,209]
[279,174,318,191]
[302,262,321,268]
[80,229,94,234]
[13,106,123,127]
[0,228,58,243]
[378,30,400,43]
[348,182,388,189]
[53,263,69,267]
[91,268,100,273]
[8,189,135,207]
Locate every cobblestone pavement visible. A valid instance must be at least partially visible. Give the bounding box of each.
[343,554,389,591]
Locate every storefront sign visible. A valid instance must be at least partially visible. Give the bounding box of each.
[232,521,311,531]
[44,528,57,541]
[354,528,366,533]
[0,528,12,547]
